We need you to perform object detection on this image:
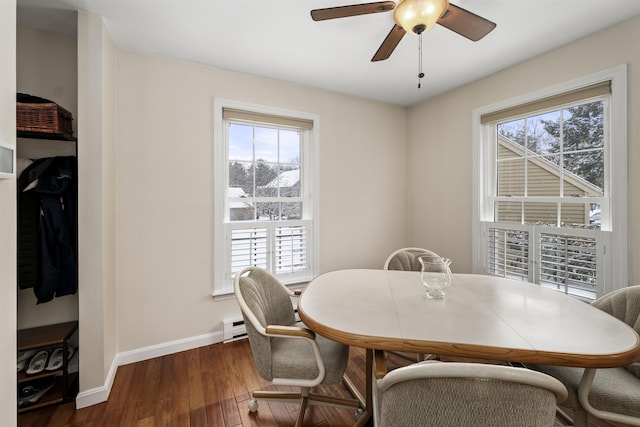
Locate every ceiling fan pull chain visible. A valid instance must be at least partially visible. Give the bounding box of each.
[418,33,425,89]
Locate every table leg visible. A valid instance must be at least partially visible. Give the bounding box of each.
[342,348,374,427]
[366,348,374,423]
[359,349,375,426]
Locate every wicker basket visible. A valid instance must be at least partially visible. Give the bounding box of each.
[16,94,73,138]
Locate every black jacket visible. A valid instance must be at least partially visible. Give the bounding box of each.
[18,156,77,303]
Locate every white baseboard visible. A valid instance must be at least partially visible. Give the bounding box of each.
[117,331,223,366]
[75,330,224,409]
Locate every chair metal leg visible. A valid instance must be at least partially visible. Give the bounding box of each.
[295,392,310,427]
[343,374,365,407]
[386,350,421,363]
[308,393,361,410]
[252,390,303,403]
[342,369,370,427]
[252,385,362,426]
[554,407,574,426]
[387,350,438,363]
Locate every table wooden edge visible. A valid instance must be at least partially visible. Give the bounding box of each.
[298,306,640,368]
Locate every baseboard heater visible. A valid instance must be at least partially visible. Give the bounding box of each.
[223,309,300,343]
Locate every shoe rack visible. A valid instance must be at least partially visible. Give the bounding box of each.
[17,321,78,413]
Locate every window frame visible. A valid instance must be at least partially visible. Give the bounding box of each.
[472,65,628,299]
[213,98,320,297]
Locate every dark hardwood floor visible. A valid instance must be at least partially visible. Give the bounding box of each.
[17,339,624,427]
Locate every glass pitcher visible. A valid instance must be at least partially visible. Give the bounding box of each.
[418,255,452,299]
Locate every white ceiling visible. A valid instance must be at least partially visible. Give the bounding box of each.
[16,0,640,107]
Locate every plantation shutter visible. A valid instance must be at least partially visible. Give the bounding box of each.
[487,226,530,280]
[231,228,268,272]
[539,232,598,297]
[275,225,308,274]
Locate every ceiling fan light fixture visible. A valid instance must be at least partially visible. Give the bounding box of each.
[393,0,449,34]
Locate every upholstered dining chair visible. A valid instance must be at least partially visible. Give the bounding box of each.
[383,247,446,363]
[528,285,640,427]
[234,266,361,427]
[372,352,568,427]
[383,247,444,271]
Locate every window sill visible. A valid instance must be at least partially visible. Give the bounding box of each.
[211,281,309,301]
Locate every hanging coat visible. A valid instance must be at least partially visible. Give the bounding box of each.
[18,156,78,303]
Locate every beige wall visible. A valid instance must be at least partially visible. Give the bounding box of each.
[114,50,409,351]
[16,26,77,132]
[0,0,16,422]
[408,15,640,281]
[76,10,118,395]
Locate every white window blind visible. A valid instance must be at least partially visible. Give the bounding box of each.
[480,81,611,124]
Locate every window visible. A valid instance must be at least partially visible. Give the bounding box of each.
[213,100,319,295]
[473,66,627,301]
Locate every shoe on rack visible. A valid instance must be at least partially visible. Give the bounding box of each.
[25,349,48,375]
[17,350,36,372]
[45,347,64,371]
[19,383,39,398]
[18,377,55,408]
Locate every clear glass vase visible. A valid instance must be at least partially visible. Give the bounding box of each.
[418,255,452,299]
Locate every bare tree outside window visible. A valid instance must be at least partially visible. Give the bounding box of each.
[226,121,307,276]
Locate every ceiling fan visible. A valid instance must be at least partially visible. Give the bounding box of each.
[311,0,496,62]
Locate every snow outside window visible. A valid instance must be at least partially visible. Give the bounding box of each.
[213,100,319,296]
[473,66,627,301]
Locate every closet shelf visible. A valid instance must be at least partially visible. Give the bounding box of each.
[17,321,78,351]
[17,131,76,141]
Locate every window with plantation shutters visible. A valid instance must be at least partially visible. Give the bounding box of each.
[213,99,319,295]
[473,66,628,302]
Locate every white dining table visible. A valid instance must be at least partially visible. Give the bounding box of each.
[297,269,640,426]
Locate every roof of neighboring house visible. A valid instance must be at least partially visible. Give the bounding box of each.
[228,187,252,209]
[228,187,247,198]
[498,135,603,196]
[261,169,299,189]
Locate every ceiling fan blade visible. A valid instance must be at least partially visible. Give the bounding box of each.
[437,3,496,41]
[371,24,406,62]
[311,1,395,21]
